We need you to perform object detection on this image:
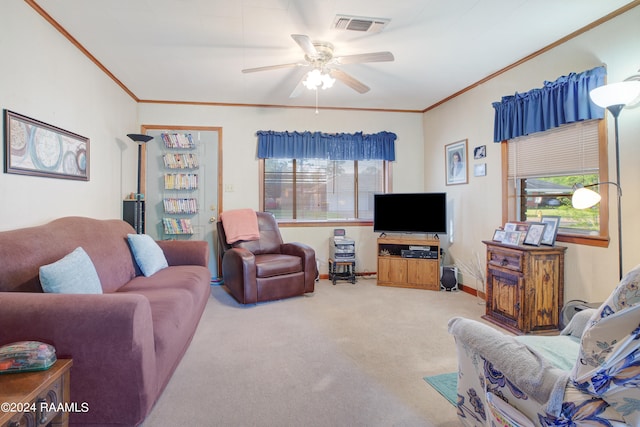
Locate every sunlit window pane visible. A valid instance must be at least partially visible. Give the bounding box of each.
[297,159,328,220]
[264,159,293,218]
[521,174,600,235]
[358,161,384,219]
[264,158,385,221]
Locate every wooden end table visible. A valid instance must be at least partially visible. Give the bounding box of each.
[0,359,73,427]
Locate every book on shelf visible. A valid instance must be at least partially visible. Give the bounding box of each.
[162,198,198,214]
[162,153,199,169]
[162,217,194,234]
[161,133,195,149]
[164,173,198,190]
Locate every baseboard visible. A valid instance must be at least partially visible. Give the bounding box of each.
[319,271,376,280]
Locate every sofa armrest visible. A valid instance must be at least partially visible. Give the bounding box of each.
[157,239,208,267]
[0,292,157,425]
[448,317,568,414]
[281,242,317,290]
[221,247,257,303]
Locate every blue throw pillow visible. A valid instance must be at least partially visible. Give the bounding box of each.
[127,234,168,277]
[39,247,103,294]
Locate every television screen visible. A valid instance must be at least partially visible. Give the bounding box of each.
[373,193,447,234]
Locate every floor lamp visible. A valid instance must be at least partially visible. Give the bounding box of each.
[571,78,640,280]
[127,133,154,234]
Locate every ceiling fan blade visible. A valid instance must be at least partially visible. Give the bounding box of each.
[291,34,318,57]
[242,62,305,73]
[334,51,394,65]
[329,69,370,94]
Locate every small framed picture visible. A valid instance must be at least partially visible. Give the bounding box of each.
[474,163,486,177]
[504,222,518,232]
[473,145,486,159]
[502,231,522,246]
[540,216,561,246]
[493,229,506,242]
[523,222,547,246]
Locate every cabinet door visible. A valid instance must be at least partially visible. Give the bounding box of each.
[487,267,523,332]
[407,259,438,289]
[378,257,407,284]
[525,255,562,332]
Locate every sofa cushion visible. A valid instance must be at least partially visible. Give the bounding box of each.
[127,234,169,277]
[39,247,102,294]
[118,265,211,390]
[255,254,302,278]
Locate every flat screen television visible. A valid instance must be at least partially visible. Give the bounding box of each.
[373,193,447,234]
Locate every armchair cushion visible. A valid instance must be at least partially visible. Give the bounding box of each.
[255,254,302,277]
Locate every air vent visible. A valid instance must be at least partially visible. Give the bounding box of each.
[332,15,390,33]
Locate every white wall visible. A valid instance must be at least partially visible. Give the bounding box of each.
[423,6,640,302]
[138,104,424,274]
[0,1,138,230]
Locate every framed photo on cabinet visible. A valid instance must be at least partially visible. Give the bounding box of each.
[540,216,561,246]
[445,139,468,185]
[523,222,546,246]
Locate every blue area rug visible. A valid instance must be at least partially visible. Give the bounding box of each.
[423,372,457,406]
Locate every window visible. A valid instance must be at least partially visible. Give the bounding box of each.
[503,119,609,246]
[261,158,389,222]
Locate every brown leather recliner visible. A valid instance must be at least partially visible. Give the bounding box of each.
[217,212,317,304]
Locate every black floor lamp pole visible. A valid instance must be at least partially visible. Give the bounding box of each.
[127,134,154,234]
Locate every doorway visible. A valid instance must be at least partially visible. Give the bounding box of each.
[141,125,222,280]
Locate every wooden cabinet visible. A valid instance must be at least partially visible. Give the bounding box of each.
[482,240,566,335]
[377,237,440,290]
[0,359,73,427]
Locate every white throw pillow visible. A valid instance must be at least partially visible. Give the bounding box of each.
[39,247,103,294]
[127,234,169,277]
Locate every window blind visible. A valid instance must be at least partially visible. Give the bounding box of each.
[507,119,600,179]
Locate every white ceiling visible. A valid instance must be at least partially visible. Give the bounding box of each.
[34,0,634,111]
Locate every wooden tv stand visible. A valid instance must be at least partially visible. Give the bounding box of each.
[377,236,440,290]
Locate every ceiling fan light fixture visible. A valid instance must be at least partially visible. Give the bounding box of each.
[303,69,335,90]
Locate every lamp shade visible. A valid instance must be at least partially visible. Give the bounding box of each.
[572,186,602,209]
[589,81,640,108]
[127,133,153,143]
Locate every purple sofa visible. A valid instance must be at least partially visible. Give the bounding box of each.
[0,217,211,426]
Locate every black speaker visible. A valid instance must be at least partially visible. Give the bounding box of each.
[440,266,458,291]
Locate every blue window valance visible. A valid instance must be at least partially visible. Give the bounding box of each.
[257,130,396,161]
[492,66,606,142]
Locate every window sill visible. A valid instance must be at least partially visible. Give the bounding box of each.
[277,219,373,228]
[556,233,609,248]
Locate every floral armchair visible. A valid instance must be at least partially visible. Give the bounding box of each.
[448,263,640,426]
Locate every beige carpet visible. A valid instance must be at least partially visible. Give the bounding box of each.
[143,278,485,427]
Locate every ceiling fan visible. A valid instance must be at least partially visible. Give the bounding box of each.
[241,34,394,96]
